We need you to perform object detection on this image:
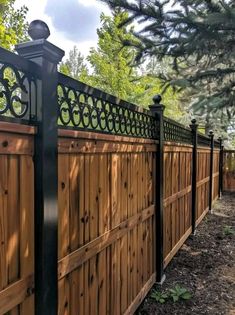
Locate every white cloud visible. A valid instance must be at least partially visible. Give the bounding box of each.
[14,0,110,58]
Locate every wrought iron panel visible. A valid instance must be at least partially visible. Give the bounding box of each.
[163,117,192,144]
[198,133,211,147]
[57,73,157,139]
[0,47,39,122]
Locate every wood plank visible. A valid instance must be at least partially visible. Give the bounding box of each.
[58,138,157,154]
[0,156,8,291]
[123,273,156,315]
[0,275,34,315]
[163,227,192,268]
[58,128,158,145]
[58,154,70,315]
[0,122,36,135]
[19,156,34,314]
[0,133,34,155]
[57,207,154,294]
[89,154,99,315]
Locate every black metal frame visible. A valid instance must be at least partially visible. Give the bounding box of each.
[208,131,214,210]
[190,119,198,234]
[58,72,157,139]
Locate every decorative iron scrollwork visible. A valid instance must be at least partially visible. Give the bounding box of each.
[0,63,34,119]
[163,117,192,144]
[57,75,157,139]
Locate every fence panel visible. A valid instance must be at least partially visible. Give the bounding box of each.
[223,150,235,192]
[0,123,35,315]
[213,149,220,201]
[196,147,210,226]
[57,130,157,315]
[163,143,193,267]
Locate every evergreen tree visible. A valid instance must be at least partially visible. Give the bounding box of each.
[101,0,235,130]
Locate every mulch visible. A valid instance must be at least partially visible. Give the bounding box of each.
[136,194,235,315]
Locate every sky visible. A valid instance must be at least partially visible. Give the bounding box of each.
[14,0,110,58]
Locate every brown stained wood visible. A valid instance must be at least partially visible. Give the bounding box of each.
[7,156,20,288]
[89,154,99,315]
[0,156,8,291]
[123,273,156,315]
[163,227,192,268]
[19,156,34,315]
[58,155,70,315]
[120,154,128,314]
[0,274,34,315]
[163,186,192,207]
[84,155,90,315]
[0,132,34,155]
[0,122,36,135]
[58,128,158,145]
[58,138,157,154]
[57,191,154,301]
[132,154,138,300]
[69,155,80,315]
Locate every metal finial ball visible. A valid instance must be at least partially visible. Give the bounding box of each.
[191,118,197,124]
[152,94,162,104]
[28,20,50,40]
[209,130,214,135]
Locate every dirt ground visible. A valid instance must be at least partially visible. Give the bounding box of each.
[136,194,235,315]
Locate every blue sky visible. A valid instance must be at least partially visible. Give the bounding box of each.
[14,0,110,58]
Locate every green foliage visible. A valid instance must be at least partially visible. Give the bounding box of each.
[64,11,183,121]
[0,0,28,50]
[169,285,192,303]
[150,289,168,304]
[223,225,235,236]
[59,46,89,81]
[101,0,235,131]
[150,285,191,304]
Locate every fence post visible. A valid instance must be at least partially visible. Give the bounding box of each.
[16,20,64,315]
[149,94,165,284]
[190,119,198,234]
[218,137,224,198]
[208,131,214,210]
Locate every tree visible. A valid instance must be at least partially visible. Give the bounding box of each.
[0,0,28,50]
[85,10,140,101]
[101,0,235,131]
[59,46,88,80]
[83,10,183,120]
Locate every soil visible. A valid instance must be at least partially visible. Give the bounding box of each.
[136,194,235,315]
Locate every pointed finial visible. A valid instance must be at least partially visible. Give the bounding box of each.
[28,20,50,40]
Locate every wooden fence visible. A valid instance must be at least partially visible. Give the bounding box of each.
[223,150,235,192]
[0,25,223,315]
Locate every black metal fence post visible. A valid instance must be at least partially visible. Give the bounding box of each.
[190,119,198,234]
[218,137,224,198]
[149,95,165,284]
[208,131,214,210]
[16,20,64,315]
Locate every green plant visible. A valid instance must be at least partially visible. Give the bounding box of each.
[223,225,235,236]
[150,289,169,304]
[169,285,191,302]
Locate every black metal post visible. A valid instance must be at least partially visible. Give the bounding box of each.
[149,94,165,284]
[208,131,214,211]
[190,119,198,234]
[218,137,224,198]
[16,20,64,315]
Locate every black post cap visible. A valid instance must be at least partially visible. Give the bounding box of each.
[28,20,50,40]
[153,94,162,105]
[191,118,197,124]
[209,130,214,137]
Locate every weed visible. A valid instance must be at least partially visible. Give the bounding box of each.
[169,285,191,302]
[150,289,168,304]
[223,225,235,236]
